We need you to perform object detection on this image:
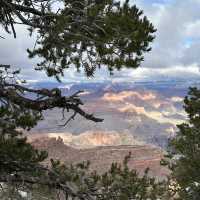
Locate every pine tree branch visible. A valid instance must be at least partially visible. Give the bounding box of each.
[10,2,43,16]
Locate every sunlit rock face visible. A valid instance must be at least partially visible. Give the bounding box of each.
[101,89,186,126]
[28,131,144,149]
[29,81,187,148]
[102,91,156,102]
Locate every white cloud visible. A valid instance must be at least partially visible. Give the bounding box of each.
[140,0,200,68]
[111,64,200,82]
[186,20,200,38]
[1,0,200,83]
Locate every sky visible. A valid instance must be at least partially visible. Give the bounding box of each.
[1,0,200,83]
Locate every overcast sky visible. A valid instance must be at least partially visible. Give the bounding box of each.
[1,0,200,83]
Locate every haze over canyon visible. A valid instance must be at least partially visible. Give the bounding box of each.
[28,80,191,148]
[26,80,195,177]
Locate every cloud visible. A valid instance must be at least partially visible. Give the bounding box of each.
[0,26,48,81]
[185,20,200,39]
[0,0,200,82]
[112,64,200,82]
[135,0,200,69]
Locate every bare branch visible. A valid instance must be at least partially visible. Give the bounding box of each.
[0,83,103,124]
[59,111,77,126]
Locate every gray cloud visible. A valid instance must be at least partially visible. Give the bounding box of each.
[0,26,48,81]
[136,0,200,69]
[0,0,200,82]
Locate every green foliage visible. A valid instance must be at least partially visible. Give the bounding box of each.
[164,87,200,199]
[0,134,48,174]
[1,0,155,80]
[91,157,166,200]
[30,0,156,79]
[0,106,42,132]
[43,154,167,200]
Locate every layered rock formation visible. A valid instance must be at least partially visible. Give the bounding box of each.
[31,137,169,179]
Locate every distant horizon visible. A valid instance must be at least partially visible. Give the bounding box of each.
[26,76,200,86]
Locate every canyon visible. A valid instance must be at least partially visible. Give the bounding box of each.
[31,136,169,179]
[26,81,191,178]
